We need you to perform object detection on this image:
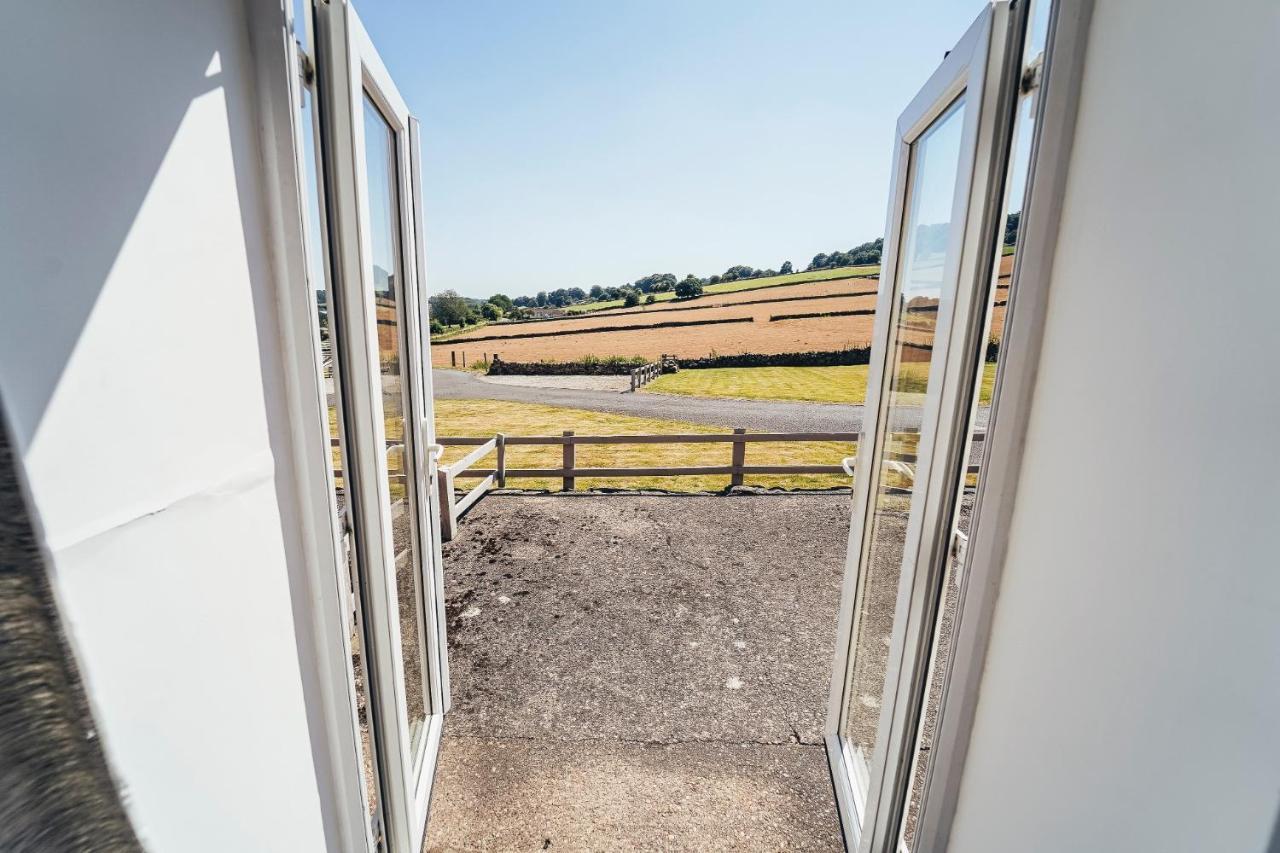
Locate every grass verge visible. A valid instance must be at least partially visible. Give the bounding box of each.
[643,364,997,406]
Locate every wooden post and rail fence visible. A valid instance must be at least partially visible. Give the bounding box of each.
[628,361,662,392]
[429,430,985,541]
[331,430,985,541]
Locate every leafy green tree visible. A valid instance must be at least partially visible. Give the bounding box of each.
[848,238,883,265]
[623,290,641,307]
[488,293,514,312]
[645,293,657,304]
[535,291,548,307]
[1004,211,1021,246]
[589,284,605,299]
[480,301,502,321]
[429,290,471,327]
[675,275,704,299]
[634,273,677,293]
[780,260,793,275]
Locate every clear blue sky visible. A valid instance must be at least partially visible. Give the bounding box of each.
[349,0,988,300]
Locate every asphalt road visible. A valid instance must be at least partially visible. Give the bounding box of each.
[433,368,893,433]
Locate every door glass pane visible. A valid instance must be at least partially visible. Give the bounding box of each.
[301,81,384,825]
[840,97,967,797]
[362,93,430,751]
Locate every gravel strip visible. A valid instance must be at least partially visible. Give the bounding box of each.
[470,373,632,393]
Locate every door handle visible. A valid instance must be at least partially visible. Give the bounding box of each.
[424,443,445,485]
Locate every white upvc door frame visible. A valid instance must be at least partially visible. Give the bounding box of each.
[243,1,378,850]
[312,2,448,851]
[823,4,1026,851]
[910,1,1094,848]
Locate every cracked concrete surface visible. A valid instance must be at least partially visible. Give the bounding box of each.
[425,494,850,851]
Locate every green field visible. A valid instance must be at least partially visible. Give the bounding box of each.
[430,320,490,342]
[434,399,855,492]
[643,364,997,406]
[564,264,880,313]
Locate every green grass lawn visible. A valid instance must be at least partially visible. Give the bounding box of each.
[564,264,881,313]
[643,364,998,406]
[434,399,856,491]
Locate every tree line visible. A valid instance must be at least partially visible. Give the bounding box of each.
[429,237,888,334]
[805,238,883,272]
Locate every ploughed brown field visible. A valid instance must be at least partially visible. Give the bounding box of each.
[431,260,1011,367]
[446,277,882,341]
[590,275,880,316]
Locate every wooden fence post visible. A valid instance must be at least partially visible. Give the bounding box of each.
[436,466,457,541]
[451,350,456,367]
[462,352,466,368]
[562,430,575,491]
[495,433,506,488]
[730,427,746,487]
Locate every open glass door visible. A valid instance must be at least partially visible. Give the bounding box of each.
[311,3,449,850]
[824,3,1028,850]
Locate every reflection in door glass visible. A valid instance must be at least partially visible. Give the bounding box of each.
[300,85,383,824]
[898,70,1040,851]
[840,97,967,811]
[363,94,430,752]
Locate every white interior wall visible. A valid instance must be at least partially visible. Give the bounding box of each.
[0,2,328,850]
[948,1,1280,851]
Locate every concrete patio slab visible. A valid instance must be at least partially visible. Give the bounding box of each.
[425,738,841,852]
[426,493,851,851]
